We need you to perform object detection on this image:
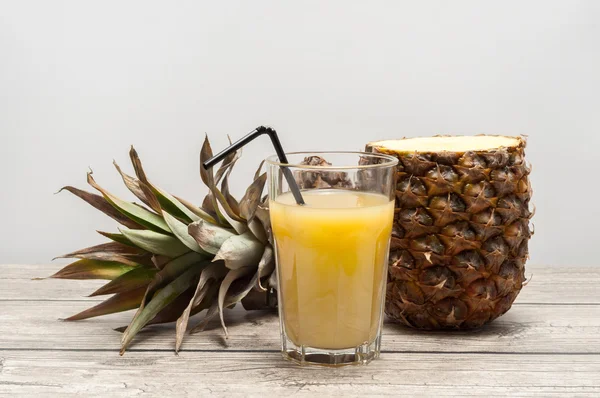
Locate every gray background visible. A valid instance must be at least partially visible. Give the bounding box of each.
[1,1,598,266]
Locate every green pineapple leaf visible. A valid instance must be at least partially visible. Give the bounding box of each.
[214,136,241,184]
[188,220,235,255]
[87,172,171,234]
[189,301,218,334]
[256,246,274,291]
[162,211,206,254]
[57,186,141,229]
[174,195,217,224]
[51,259,137,280]
[96,231,135,247]
[89,266,158,297]
[218,267,255,336]
[54,242,147,267]
[65,286,146,321]
[175,263,226,353]
[239,172,267,221]
[129,147,206,224]
[213,231,264,270]
[119,228,190,258]
[113,160,162,213]
[200,136,229,225]
[120,264,204,354]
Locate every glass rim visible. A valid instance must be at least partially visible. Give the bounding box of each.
[265,151,399,170]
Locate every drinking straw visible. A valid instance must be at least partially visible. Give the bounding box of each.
[202,126,305,205]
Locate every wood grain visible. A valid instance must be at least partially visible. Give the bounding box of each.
[3,264,599,304]
[1,264,599,396]
[0,351,598,397]
[1,301,599,354]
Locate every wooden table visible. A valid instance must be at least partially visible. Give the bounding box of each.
[1,264,599,396]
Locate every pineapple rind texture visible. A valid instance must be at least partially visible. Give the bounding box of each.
[366,135,533,329]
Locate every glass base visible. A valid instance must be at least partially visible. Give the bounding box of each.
[281,335,381,367]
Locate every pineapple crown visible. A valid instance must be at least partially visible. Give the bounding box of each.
[52,136,274,354]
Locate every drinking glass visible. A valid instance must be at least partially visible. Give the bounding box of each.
[266,151,398,366]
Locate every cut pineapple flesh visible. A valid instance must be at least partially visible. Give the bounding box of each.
[370,135,521,153]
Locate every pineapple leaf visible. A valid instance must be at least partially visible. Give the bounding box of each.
[201,193,218,219]
[97,231,135,247]
[188,220,235,255]
[128,147,202,223]
[247,218,267,244]
[120,264,204,354]
[254,202,272,244]
[138,181,163,214]
[141,252,206,307]
[200,136,229,225]
[214,136,241,184]
[128,146,149,184]
[220,168,241,219]
[119,228,190,258]
[174,195,217,224]
[151,186,198,224]
[180,263,227,338]
[253,159,265,181]
[113,160,162,213]
[138,287,200,328]
[151,254,170,270]
[212,187,246,224]
[54,242,147,267]
[189,300,218,334]
[200,136,246,224]
[162,211,207,255]
[216,136,242,217]
[215,154,236,184]
[214,198,247,234]
[51,259,137,280]
[224,270,260,311]
[65,286,146,321]
[113,160,148,201]
[256,246,274,291]
[213,231,264,270]
[199,135,215,188]
[217,201,248,234]
[218,267,255,336]
[87,172,171,234]
[117,287,211,333]
[176,282,211,352]
[175,266,224,353]
[57,186,141,229]
[89,266,158,297]
[239,173,267,221]
[192,262,228,307]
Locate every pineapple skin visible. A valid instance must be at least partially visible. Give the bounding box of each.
[366,136,532,329]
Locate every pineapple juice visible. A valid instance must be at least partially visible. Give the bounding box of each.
[270,189,394,350]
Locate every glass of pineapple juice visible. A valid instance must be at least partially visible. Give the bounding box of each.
[267,151,398,366]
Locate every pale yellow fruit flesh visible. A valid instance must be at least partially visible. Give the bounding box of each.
[371,135,521,153]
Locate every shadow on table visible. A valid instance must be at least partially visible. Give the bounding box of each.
[383,314,529,342]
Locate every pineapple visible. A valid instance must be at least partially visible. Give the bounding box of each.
[52,136,276,354]
[365,135,533,329]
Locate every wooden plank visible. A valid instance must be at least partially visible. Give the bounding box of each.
[1,301,599,354]
[0,264,103,302]
[1,264,598,395]
[2,264,598,304]
[0,350,598,396]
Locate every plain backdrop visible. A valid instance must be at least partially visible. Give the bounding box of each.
[1,1,598,266]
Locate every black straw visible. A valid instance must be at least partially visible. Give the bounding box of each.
[203,126,305,205]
